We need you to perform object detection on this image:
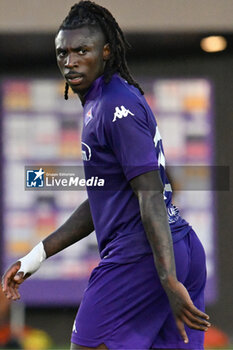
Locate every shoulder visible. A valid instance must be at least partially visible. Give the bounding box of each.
[100,75,147,123]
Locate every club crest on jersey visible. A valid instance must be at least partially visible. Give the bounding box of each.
[112,105,134,122]
[84,108,93,126]
[81,142,92,161]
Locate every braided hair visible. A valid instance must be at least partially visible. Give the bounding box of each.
[59,0,144,99]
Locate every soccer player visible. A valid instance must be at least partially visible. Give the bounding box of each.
[2,2,210,349]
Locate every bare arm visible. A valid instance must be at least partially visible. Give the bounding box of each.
[43,198,94,257]
[2,198,94,300]
[130,170,210,343]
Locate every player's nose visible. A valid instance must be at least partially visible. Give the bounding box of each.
[65,52,79,68]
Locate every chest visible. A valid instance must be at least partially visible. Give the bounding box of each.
[81,102,117,169]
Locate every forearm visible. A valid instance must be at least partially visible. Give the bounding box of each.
[43,198,94,258]
[138,191,177,286]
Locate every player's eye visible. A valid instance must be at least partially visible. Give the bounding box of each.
[57,49,67,57]
[78,49,87,55]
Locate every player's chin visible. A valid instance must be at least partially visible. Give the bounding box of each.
[69,83,84,93]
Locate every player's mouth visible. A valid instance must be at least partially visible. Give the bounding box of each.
[65,73,84,85]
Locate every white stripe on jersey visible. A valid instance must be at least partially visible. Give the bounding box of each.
[153,126,162,147]
[153,126,166,168]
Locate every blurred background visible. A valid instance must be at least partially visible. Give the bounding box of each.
[0,0,232,349]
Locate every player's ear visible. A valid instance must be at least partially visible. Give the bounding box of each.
[103,43,111,61]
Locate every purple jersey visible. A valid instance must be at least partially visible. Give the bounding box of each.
[82,74,191,263]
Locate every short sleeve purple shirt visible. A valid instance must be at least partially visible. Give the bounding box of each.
[81,74,191,262]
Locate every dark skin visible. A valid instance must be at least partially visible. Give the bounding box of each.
[1,26,210,350]
[131,172,211,346]
[55,26,110,104]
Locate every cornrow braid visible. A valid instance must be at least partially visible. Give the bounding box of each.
[59,0,144,99]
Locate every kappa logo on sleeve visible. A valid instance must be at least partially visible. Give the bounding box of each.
[112,105,134,122]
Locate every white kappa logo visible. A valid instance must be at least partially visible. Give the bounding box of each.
[112,105,134,122]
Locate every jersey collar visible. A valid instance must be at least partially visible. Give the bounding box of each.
[83,74,105,105]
